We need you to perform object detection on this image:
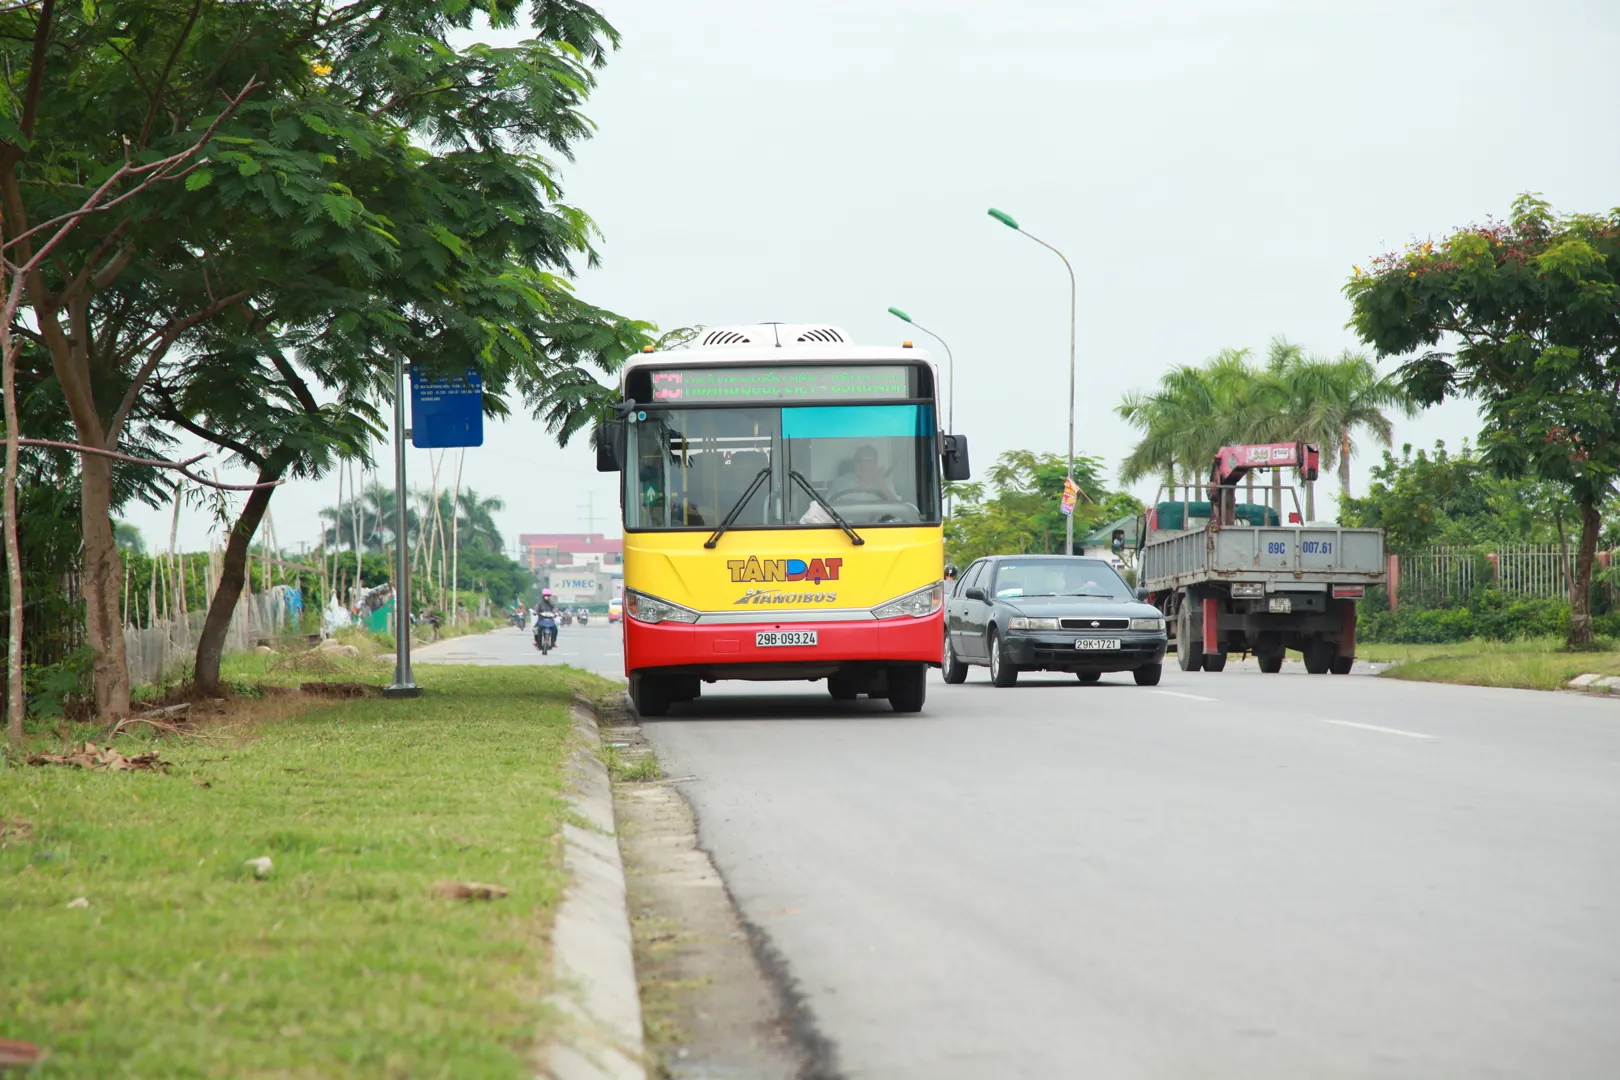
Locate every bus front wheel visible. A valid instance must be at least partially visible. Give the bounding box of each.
[887,664,927,713]
[630,673,671,718]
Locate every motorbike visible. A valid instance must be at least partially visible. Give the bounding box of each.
[561,610,574,627]
[510,609,527,630]
[534,612,558,655]
[578,610,590,626]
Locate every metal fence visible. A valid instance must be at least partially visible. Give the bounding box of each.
[123,587,296,686]
[1394,544,1598,604]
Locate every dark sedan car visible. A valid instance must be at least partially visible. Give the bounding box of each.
[943,555,1167,687]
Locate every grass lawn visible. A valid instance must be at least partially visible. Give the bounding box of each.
[1357,637,1620,691]
[2,658,616,1079]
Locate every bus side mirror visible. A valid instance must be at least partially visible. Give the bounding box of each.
[943,434,971,482]
[594,421,622,473]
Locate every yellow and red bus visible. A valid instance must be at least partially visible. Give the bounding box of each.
[596,323,970,715]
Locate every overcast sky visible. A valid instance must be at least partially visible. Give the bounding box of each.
[122,0,1620,556]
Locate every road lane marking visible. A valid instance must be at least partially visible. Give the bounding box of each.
[1152,690,1218,702]
[1321,719,1436,740]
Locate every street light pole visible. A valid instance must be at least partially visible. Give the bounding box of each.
[886,307,955,436]
[988,208,1077,554]
[887,306,957,519]
[385,351,421,699]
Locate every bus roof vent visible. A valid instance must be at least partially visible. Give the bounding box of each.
[793,326,847,344]
[693,323,852,348]
[699,328,754,346]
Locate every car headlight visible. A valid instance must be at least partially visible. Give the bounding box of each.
[1008,616,1060,630]
[1129,616,1166,632]
[872,581,944,620]
[625,590,700,625]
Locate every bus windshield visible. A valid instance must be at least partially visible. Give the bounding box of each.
[625,403,940,531]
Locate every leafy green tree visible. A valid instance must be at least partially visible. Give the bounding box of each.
[1346,195,1620,648]
[1341,441,1577,551]
[113,522,146,555]
[947,450,1141,565]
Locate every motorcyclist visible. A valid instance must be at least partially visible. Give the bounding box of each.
[533,589,561,648]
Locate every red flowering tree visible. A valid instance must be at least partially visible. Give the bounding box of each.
[1346,195,1620,648]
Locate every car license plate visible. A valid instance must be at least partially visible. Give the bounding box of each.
[756,630,817,648]
[1268,597,1292,613]
[1074,638,1121,651]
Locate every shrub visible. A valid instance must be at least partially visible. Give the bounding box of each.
[1359,590,1599,643]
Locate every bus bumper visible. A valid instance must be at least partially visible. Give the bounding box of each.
[625,611,943,679]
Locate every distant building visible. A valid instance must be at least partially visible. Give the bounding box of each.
[519,533,624,606]
[518,533,624,571]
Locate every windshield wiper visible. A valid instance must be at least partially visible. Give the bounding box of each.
[703,466,771,549]
[788,469,864,546]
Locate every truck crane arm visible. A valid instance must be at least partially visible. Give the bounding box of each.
[1207,442,1320,525]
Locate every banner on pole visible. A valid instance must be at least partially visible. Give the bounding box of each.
[1059,477,1079,516]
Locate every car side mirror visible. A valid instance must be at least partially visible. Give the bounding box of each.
[594,420,622,473]
[965,587,986,602]
[942,434,971,482]
[1135,587,1149,601]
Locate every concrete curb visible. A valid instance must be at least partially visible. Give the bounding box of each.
[539,699,646,1080]
[1568,674,1620,695]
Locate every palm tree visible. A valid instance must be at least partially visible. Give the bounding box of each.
[455,489,505,553]
[1261,341,1414,517]
[1117,348,1269,487]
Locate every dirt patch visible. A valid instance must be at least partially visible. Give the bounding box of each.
[608,707,828,1080]
[297,681,377,699]
[0,818,33,848]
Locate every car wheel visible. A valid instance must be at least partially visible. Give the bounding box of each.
[887,664,927,713]
[942,632,968,684]
[1133,663,1163,686]
[630,673,670,718]
[988,629,1018,687]
[1077,671,1101,684]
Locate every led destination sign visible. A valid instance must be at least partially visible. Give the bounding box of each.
[648,365,913,403]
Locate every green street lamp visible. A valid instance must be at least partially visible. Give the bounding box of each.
[988,207,1078,554]
[886,306,955,436]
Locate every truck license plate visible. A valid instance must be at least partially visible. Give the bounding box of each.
[1268,597,1292,613]
[756,630,817,648]
[1074,638,1121,651]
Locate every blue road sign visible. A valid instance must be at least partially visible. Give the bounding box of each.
[409,367,484,448]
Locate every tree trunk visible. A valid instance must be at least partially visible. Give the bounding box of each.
[3,323,25,740]
[1339,427,1353,502]
[1567,500,1601,650]
[80,453,131,715]
[194,457,286,695]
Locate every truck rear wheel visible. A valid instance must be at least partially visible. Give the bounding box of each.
[1258,652,1284,674]
[1303,639,1334,675]
[1329,655,1354,675]
[1202,651,1228,673]
[1175,602,1203,672]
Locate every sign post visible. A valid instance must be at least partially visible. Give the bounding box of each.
[384,352,422,699]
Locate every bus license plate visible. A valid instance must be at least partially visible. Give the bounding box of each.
[1075,638,1121,651]
[756,631,818,648]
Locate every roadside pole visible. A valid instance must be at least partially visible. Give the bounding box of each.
[385,352,421,699]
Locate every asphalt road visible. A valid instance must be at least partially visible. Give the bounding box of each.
[435,626,1620,1079]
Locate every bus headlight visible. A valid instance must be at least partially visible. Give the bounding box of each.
[625,590,700,625]
[872,581,944,620]
[1129,616,1166,632]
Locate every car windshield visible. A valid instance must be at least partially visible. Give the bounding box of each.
[624,404,940,530]
[990,560,1131,600]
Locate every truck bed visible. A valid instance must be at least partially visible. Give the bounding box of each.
[1140,526,1386,592]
